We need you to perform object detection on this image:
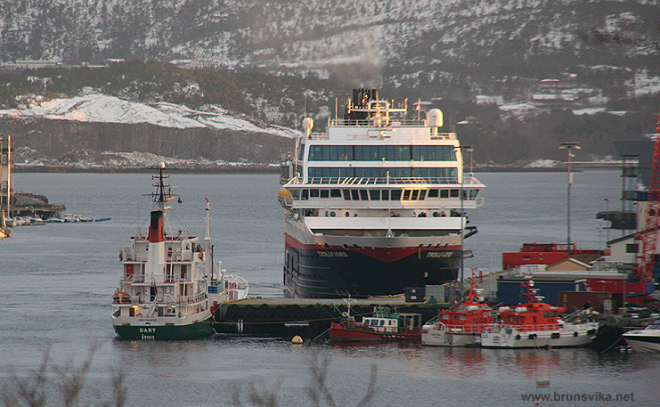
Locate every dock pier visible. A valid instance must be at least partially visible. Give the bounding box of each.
[213,296,447,338]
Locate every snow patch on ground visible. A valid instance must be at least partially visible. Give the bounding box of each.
[0,93,300,138]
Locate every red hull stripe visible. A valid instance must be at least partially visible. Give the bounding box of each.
[285,233,460,263]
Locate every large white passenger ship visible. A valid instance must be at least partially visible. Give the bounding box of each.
[279,89,485,298]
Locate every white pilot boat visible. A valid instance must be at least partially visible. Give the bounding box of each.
[480,277,598,348]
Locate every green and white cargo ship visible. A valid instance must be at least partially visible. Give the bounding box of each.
[112,163,248,340]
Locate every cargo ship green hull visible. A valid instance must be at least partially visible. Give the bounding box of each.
[113,316,215,340]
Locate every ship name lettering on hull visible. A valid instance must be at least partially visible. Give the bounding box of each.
[317,251,349,258]
[426,252,452,258]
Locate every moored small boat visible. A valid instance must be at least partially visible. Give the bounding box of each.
[480,277,597,348]
[422,278,492,347]
[329,306,422,343]
[623,319,660,353]
[111,163,248,340]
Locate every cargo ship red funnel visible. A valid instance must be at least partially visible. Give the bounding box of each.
[148,210,164,243]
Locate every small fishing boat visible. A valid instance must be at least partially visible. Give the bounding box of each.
[623,319,660,353]
[422,278,492,347]
[111,163,248,340]
[480,277,597,348]
[329,306,422,343]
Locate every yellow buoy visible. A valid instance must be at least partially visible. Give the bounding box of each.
[291,335,303,344]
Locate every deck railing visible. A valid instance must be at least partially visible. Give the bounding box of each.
[286,176,482,186]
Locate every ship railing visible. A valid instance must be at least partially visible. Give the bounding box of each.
[328,118,429,127]
[180,293,208,304]
[485,323,561,333]
[166,252,196,262]
[309,131,455,141]
[444,323,491,334]
[120,250,148,262]
[122,274,194,285]
[125,275,145,283]
[120,250,198,263]
[286,176,482,186]
[517,323,560,332]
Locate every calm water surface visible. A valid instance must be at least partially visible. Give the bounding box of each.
[0,171,657,406]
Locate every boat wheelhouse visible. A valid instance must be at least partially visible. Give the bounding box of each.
[422,277,493,347]
[279,89,485,298]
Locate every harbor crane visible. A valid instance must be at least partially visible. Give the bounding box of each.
[635,105,660,287]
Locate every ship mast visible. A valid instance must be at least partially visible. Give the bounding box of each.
[145,162,176,278]
[204,197,213,279]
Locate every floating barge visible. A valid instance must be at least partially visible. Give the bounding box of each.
[213,295,445,338]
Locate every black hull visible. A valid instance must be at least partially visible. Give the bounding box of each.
[284,237,461,298]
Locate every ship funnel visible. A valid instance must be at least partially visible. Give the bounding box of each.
[302,117,314,138]
[148,210,165,243]
[426,109,443,136]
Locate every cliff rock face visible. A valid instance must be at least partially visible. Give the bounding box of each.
[3,118,292,163]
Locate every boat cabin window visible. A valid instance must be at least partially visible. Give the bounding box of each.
[330,189,341,197]
[380,320,385,326]
[308,145,457,162]
[301,190,309,200]
[402,188,427,201]
[369,190,380,200]
[310,189,319,198]
[450,189,459,198]
[428,189,439,198]
[308,167,458,180]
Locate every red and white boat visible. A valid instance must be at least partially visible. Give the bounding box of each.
[329,306,422,343]
[481,277,597,348]
[422,278,493,347]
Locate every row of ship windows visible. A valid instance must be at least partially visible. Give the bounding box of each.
[308,167,458,179]
[290,188,480,201]
[306,144,457,162]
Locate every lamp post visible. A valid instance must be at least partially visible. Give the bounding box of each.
[604,198,610,242]
[455,145,473,300]
[559,142,580,256]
